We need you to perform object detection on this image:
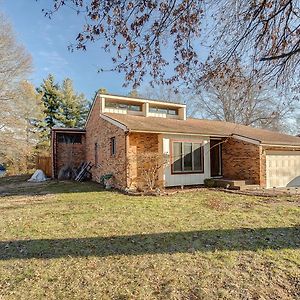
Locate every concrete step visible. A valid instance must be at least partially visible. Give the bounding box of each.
[239,185,261,191]
[213,178,259,190]
[214,179,248,188]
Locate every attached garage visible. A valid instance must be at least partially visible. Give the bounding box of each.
[266,151,300,188]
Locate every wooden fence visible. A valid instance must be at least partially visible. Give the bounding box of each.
[36,156,52,177]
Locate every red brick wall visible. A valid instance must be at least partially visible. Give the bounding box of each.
[127,132,160,189]
[53,133,86,178]
[85,97,127,188]
[222,140,300,187]
[222,138,261,184]
[85,98,164,190]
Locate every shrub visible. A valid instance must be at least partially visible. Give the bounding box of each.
[204,178,216,188]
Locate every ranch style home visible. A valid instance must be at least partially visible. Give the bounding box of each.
[51,93,300,190]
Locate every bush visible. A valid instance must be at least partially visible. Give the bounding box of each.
[204,178,216,188]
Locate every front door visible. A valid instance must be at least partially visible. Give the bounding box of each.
[210,140,222,177]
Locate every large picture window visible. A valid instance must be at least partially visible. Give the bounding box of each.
[172,141,204,173]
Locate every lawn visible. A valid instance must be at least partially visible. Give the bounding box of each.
[0,177,299,299]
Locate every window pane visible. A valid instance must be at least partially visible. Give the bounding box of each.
[158,108,168,114]
[149,106,169,114]
[167,109,178,115]
[119,103,127,109]
[128,105,142,111]
[184,143,193,171]
[105,101,118,108]
[105,101,141,111]
[193,143,203,171]
[173,142,182,172]
[149,107,157,113]
[111,137,116,155]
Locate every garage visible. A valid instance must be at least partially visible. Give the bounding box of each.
[266,151,300,188]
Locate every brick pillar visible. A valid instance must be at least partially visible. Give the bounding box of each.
[157,134,165,187]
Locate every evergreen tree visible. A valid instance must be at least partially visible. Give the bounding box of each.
[36,74,89,151]
[60,78,89,128]
[37,74,61,128]
[36,74,61,150]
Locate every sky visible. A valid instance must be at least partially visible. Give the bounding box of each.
[1,0,130,99]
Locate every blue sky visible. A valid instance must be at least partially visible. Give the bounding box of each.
[1,0,130,99]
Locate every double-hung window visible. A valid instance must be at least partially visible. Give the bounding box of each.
[172,141,204,173]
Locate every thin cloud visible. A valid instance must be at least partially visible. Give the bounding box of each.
[38,50,69,66]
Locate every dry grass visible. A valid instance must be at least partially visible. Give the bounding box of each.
[0,177,299,299]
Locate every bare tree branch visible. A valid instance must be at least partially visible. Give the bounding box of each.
[261,47,300,61]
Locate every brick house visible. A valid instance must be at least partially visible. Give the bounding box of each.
[52,93,300,189]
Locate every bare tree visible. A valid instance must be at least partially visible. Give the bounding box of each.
[20,81,44,170]
[191,61,298,131]
[135,153,169,192]
[44,1,300,87]
[285,90,300,135]
[139,85,185,104]
[0,14,36,174]
[0,14,32,103]
[211,0,300,84]
[0,81,43,174]
[292,115,300,136]
[297,117,300,136]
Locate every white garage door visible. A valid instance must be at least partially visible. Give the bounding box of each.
[266,151,300,188]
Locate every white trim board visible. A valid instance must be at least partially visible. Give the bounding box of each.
[265,150,300,155]
[261,143,300,148]
[231,134,260,145]
[84,95,98,129]
[99,93,186,107]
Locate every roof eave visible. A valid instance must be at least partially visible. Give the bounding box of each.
[129,129,229,138]
[84,91,99,129]
[51,128,86,133]
[261,143,300,148]
[100,114,128,131]
[231,134,261,145]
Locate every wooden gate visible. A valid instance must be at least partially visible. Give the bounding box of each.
[36,156,52,177]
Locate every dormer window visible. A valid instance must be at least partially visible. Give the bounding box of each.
[149,106,178,115]
[99,94,186,120]
[105,101,142,111]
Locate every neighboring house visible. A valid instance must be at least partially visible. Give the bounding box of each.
[51,93,300,189]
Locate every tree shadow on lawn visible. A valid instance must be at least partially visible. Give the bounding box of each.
[0,227,299,260]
